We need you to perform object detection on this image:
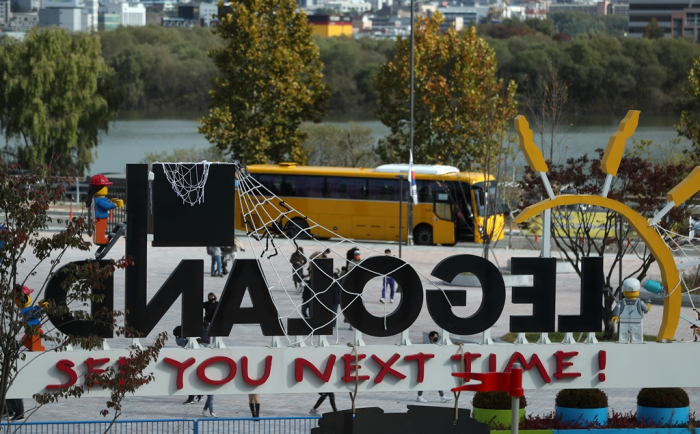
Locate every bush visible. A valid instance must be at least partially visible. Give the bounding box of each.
[637,388,689,408]
[555,389,608,409]
[473,391,526,410]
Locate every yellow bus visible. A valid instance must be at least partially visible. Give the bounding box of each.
[236,163,508,245]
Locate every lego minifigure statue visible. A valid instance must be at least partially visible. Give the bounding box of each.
[611,278,650,344]
[85,174,123,246]
[14,284,47,351]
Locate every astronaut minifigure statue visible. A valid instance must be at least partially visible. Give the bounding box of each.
[611,278,650,344]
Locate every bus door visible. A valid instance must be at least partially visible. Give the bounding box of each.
[454,182,475,241]
[431,184,456,245]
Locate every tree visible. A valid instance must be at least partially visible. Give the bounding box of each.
[198,0,330,164]
[375,14,517,170]
[674,57,700,164]
[644,17,665,40]
[519,149,692,339]
[141,145,225,167]
[0,164,165,429]
[300,122,377,167]
[525,57,569,163]
[0,27,121,176]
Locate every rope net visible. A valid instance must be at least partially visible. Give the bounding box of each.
[233,161,452,346]
[159,161,211,206]
[651,222,700,317]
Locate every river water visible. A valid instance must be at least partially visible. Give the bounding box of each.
[90,111,691,175]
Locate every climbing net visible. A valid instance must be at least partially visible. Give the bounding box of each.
[158,161,211,206]
[233,161,452,346]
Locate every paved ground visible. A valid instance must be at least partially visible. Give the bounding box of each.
[13,231,700,423]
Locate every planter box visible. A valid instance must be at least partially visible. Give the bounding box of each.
[472,407,525,428]
[637,406,689,426]
[493,429,693,434]
[555,406,608,425]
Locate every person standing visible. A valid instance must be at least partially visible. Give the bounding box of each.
[291,247,306,292]
[249,394,260,418]
[207,246,223,277]
[416,331,453,403]
[380,249,395,304]
[309,393,337,415]
[173,325,201,405]
[200,324,216,417]
[203,293,218,323]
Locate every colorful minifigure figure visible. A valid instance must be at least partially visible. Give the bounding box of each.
[14,284,47,351]
[85,175,123,246]
[611,278,650,344]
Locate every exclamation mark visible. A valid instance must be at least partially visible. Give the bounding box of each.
[598,350,606,382]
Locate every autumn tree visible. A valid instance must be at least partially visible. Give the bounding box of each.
[0,165,165,427]
[375,14,517,170]
[644,17,665,39]
[0,27,121,175]
[675,57,700,164]
[519,149,692,339]
[198,0,330,164]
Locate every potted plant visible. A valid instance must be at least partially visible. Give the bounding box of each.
[472,391,526,429]
[637,388,689,426]
[555,389,608,426]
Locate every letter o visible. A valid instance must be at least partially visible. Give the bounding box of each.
[197,356,237,385]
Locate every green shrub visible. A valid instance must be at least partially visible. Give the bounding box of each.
[555,389,608,409]
[637,388,689,408]
[473,391,527,409]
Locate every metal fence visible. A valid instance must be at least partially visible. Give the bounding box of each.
[0,417,320,433]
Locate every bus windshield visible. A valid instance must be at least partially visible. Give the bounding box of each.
[472,181,509,217]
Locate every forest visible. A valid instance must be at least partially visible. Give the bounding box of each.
[97,16,700,115]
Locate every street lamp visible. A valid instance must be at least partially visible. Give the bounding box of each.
[407,0,416,246]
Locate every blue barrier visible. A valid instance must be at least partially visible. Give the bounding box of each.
[196,417,321,434]
[0,418,194,433]
[0,417,320,433]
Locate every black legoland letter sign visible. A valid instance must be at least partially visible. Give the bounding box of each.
[45,164,605,340]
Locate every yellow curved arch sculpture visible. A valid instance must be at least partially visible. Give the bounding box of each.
[515,194,680,342]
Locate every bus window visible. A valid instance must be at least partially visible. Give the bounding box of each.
[326,177,348,198]
[283,175,319,198]
[416,180,434,203]
[368,178,398,201]
[347,178,368,199]
[258,174,282,196]
[307,176,324,198]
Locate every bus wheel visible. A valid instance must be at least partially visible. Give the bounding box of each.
[286,217,310,239]
[413,224,433,245]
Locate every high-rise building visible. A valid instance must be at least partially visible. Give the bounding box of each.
[100,2,146,26]
[0,0,11,26]
[628,0,692,38]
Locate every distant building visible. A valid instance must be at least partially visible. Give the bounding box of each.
[307,14,353,36]
[13,0,40,12]
[177,2,217,26]
[98,11,119,29]
[100,2,146,26]
[9,11,38,30]
[0,0,10,27]
[162,16,190,26]
[83,0,97,31]
[628,0,690,38]
[39,6,82,32]
[324,1,371,13]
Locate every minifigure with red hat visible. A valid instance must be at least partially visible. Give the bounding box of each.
[85,174,123,246]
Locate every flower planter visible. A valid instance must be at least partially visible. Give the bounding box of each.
[555,406,608,426]
[473,407,525,428]
[637,405,689,426]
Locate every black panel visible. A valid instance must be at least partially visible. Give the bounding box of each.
[44,260,115,338]
[341,256,423,337]
[510,257,556,333]
[126,164,204,338]
[208,259,285,337]
[152,163,236,247]
[288,258,335,336]
[558,256,604,332]
[427,254,505,335]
